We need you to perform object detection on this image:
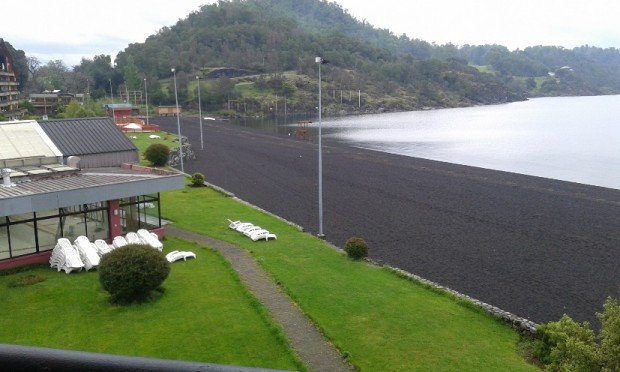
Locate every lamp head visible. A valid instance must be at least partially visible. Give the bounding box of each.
[171,68,175,73]
[315,57,322,63]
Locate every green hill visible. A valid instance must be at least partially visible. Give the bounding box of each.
[114,0,524,115]
[111,0,620,116]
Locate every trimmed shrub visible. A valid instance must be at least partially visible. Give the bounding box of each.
[190,172,205,187]
[344,237,368,260]
[99,244,170,304]
[144,143,170,166]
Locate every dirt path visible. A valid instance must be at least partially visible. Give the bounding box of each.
[153,116,620,326]
[166,227,353,372]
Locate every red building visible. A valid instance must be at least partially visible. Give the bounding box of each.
[105,103,139,123]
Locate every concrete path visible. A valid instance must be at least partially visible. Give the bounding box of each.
[166,227,353,372]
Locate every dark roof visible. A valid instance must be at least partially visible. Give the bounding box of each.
[38,117,137,156]
[0,167,184,216]
[105,103,134,109]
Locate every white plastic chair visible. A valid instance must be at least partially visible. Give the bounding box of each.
[94,239,113,256]
[125,232,143,245]
[112,236,128,249]
[137,229,163,251]
[250,230,278,241]
[165,250,196,263]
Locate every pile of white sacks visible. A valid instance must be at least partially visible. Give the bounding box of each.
[49,229,164,274]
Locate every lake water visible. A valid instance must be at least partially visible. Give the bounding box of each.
[234,95,620,190]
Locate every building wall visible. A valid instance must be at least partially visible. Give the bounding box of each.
[69,150,139,169]
[0,194,164,270]
[158,106,179,116]
[0,41,20,114]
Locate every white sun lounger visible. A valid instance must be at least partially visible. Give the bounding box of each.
[125,232,143,245]
[227,219,277,243]
[137,229,163,251]
[235,223,256,233]
[165,250,196,263]
[74,236,100,271]
[94,239,113,256]
[242,226,263,237]
[112,236,128,249]
[50,238,84,274]
[250,230,277,241]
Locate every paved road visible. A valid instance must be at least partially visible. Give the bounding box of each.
[153,116,620,325]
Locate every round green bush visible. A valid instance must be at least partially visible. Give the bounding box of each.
[144,143,170,166]
[98,244,170,304]
[190,172,205,187]
[344,237,369,260]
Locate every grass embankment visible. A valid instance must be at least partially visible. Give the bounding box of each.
[162,186,537,371]
[0,237,301,370]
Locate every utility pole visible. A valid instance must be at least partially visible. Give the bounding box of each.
[315,56,328,239]
[171,68,184,173]
[196,75,204,150]
[144,78,149,125]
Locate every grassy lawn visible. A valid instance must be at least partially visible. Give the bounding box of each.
[161,186,537,371]
[0,237,301,370]
[127,131,178,166]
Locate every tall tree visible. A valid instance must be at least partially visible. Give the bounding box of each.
[123,55,141,91]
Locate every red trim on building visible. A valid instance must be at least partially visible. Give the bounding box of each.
[108,199,122,240]
[0,251,52,271]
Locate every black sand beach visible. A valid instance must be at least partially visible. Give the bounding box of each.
[152,116,620,325]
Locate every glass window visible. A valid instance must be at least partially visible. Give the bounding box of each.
[121,201,140,234]
[86,209,109,241]
[0,223,9,260]
[8,213,35,222]
[61,213,85,242]
[8,222,36,257]
[120,195,161,233]
[37,216,61,252]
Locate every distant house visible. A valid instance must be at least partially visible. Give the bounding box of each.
[158,105,180,116]
[0,40,20,117]
[29,92,85,115]
[105,103,139,122]
[0,117,184,270]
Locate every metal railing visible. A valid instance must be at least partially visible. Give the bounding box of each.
[0,344,284,372]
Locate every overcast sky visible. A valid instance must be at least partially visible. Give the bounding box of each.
[3,0,620,66]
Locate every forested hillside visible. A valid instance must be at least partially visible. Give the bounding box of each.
[8,0,620,117]
[113,0,524,113]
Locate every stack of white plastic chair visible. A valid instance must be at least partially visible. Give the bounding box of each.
[137,229,163,251]
[94,239,113,256]
[74,236,100,271]
[49,238,84,274]
[248,229,277,241]
[228,219,277,242]
[125,232,143,245]
[112,236,128,249]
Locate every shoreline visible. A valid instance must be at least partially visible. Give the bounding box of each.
[152,116,620,326]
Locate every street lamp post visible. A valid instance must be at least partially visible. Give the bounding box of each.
[171,68,184,173]
[109,79,115,124]
[196,75,204,150]
[144,78,149,125]
[315,57,327,239]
